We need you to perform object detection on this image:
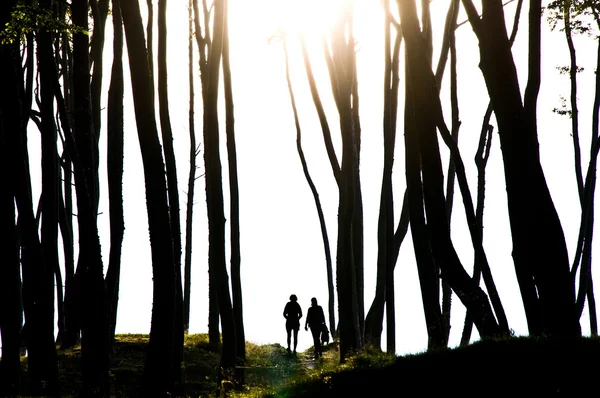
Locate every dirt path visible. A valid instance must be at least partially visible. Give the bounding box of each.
[298,351,317,371]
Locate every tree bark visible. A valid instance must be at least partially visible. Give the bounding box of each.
[462,0,580,337]
[200,0,238,374]
[222,0,245,374]
[0,5,24,391]
[106,0,125,350]
[183,0,198,336]
[121,0,179,394]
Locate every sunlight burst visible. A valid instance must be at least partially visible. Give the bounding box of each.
[266,0,350,38]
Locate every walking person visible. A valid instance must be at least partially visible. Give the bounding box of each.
[305,297,326,358]
[283,294,302,354]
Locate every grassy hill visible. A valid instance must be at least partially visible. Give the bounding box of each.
[13,334,600,397]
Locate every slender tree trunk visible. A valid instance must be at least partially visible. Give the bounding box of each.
[201,0,237,374]
[71,0,111,395]
[121,0,178,394]
[283,38,336,343]
[192,0,221,350]
[222,0,245,374]
[33,2,61,393]
[106,0,125,350]
[364,3,401,350]
[183,0,198,336]
[157,0,185,392]
[299,38,338,338]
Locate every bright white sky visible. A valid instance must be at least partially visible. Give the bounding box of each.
[20,0,598,355]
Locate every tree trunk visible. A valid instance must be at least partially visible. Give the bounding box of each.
[106,0,125,350]
[201,0,237,374]
[364,3,402,350]
[71,0,111,395]
[400,0,502,342]
[157,0,185,392]
[191,0,221,351]
[299,38,338,338]
[325,8,363,362]
[222,0,245,374]
[183,0,197,336]
[462,0,580,337]
[0,6,23,390]
[121,0,178,394]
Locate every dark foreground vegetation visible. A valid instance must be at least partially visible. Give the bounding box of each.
[12,334,600,397]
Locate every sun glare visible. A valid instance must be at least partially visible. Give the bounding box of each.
[266,0,349,38]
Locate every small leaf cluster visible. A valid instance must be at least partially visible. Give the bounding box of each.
[0,4,88,45]
[546,0,600,37]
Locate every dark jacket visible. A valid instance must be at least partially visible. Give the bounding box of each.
[305,305,325,330]
[284,301,302,328]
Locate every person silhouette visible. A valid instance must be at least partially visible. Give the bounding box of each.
[283,294,302,354]
[305,297,326,358]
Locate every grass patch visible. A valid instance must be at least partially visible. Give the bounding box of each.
[14,334,600,397]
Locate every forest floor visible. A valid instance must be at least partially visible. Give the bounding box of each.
[15,333,600,397]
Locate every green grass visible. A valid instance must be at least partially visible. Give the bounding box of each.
[15,334,600,397]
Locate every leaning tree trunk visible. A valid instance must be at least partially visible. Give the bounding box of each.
[299,37,337,338]
[400,0,501,342]
[461,0,580,337]
[121,0,179,395]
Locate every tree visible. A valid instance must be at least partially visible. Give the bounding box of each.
[298,37,337,340]
[547,0,600,335]
[197,0,238,374]
[222,0,246,371]
[364,0,404,352]
[399,0,503,345]
[298,7,364,361]
[106,0,125,348]
[183,0,199,336]
[192,0,221,350]
[157,0,185,391]
[462,0,581,337]
[0,4,24,393]
[120,0,179,394]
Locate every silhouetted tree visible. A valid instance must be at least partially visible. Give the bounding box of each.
[222,0,246,373]
[462,0,581,337]
[70,0,111,394]
[327,7,364,361]
[183,0,199,336]
[364,0,403,352]
[198,0,238,374]
[121,0,179,394]
[400,0,502,345]
[547,0,600,335]
[298,37,337,340]
[106,0,125,349]
[157,0,184,392]
[0,4,24,392]
[192,0,221,350]
[460,0,524,346]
